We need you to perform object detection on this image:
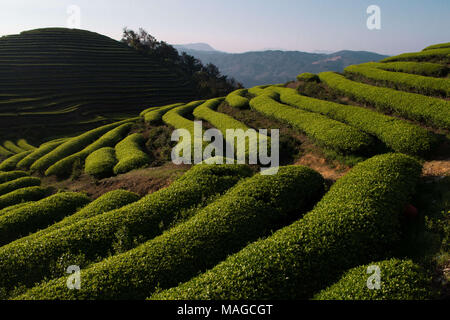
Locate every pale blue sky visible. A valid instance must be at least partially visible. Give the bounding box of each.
[0,0,448,55]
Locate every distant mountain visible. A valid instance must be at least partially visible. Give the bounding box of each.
[173,43,217,52]
[176,48,389,87]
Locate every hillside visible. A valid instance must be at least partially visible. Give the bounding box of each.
[0,41,448,301]
[177,48,389,87]
[0,28,196,140]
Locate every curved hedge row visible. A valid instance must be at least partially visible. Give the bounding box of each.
[0,177,41,197]
[113,133,149,175]
[0,146,13,158]
[3,141,26,154]
[345,64,450,97]
[30,119,136,172]
[0,192,90,246]
[143,103,184,124]
[152,153,422,300]
[45,123,132,177]
[249,93,374,155]
[319,71,450,129]
[20,165,325,300]
[381,48,450,62]
[19,189,140,241]
[225,89,249,109]
[84,147,117,178]
[278,87,437,156]
[297,72,320,82]
[314,259,435,300]
[372,61,448,77]
[17,140,66,170]
[0,151,33,171]
[16,139,36,151]
[0,202,31,218]
[0,186,52,210]
[0,171,28,184]
[423,42,450,51]
[0,164,252,291]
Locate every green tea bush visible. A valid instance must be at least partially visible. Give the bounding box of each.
[0,192,90,246]
[20,165,325,300]
[30,119,136,172]
[0,177,41,197]
[297,72,320,82]
[373,61,448,77]
[278,87,437,156]
[423,42,450,51]
[45,123,132,177]
[319,72,450,129]
[3,141,26,154]
[84,147,117,178]
[113,133,149,174]
[0,151,33,171]
[16,139,36,151]
[19,189,140,240]
[0,146,13,158]
[17,140,66,170]
[345,64,450,97]
[0,186,52,210]
[143,103,184,124]
[152,153,422,300]
[249,93,374,155]
[0,202,31,218]
[0,164,252,291]
[314,259,435,300]
[225,89,249,109]
[0,171,28,184]
[381,48,450,62]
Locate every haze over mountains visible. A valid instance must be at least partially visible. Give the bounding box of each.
[174,44,389,87]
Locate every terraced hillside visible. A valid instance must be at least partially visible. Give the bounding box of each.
[0,42,448,301]
[0,28,195,140]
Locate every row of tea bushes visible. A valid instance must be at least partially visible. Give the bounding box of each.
[225,89,249,109]
[19,165,325,300]
[152,153,422,300]
[0,151,32,171]
[113,133,149,175]
[0,165,252,291]
[0,186,52,210]
[371,61,448,77]
[381,48,450,63]
[84,147,117,178]
[17,139,67,170]
[0,176,41,197]
[319,72,450,129]
[143,103,184,124]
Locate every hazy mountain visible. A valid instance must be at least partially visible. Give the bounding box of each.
[173,43,217,52]
[176,48,389,87]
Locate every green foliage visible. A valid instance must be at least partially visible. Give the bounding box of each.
[113,133,150,174]
[17,140,66,170]
[278,87,437,156]
[0,164,252,291]
[142,103,184,123]
[0,151,33,171]
[84,147,117,178]
[3,141,26,154]
[0,177,41,197]
[19,165,325,300]
[423,42,450,51]
[225,89,249,109]
[45,123,132,177]
[381,48,450,63]
[0,202,31,218]
[249,92,374,155]
[30,119,136,173]
[373,61,448,77]
[16,139,36,151]
[152,153,422,300]
[314,259,435,300]
[297,72,320,82]
[0,171,28,184]
[0,146,13,158]
[0,186,52,210]
[319,71,450,129]
[0,192,90,246]
[345,63,450,97]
